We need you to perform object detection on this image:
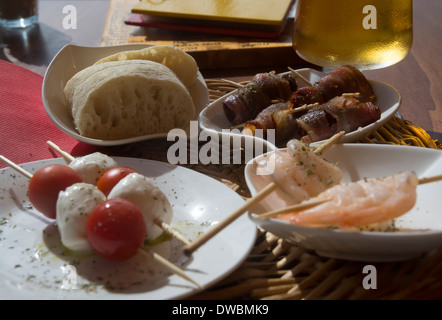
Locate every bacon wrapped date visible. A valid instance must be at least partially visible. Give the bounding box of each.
[290,65,376,107]
[223,72,298,125]
[297,95,380,143]
[244,95,381,146]
[290,86,325,109]
[243,102,305,145]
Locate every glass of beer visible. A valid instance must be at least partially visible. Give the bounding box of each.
[292,0,413,70]
[0,0,38,29]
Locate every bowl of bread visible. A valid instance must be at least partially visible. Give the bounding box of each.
[42,44,209,146]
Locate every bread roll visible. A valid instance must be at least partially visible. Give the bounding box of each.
[94,45,198,89]
[64,60,195,140]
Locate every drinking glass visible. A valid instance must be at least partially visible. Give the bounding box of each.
[292,0,413,70]
[0,0,38,29]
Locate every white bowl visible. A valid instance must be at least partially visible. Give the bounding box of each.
[42,44,210,146]
[245,144,442,262]
[199,68,401,149]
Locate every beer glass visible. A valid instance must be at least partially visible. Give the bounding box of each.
[292,0,413,70]
[0,0,38,29]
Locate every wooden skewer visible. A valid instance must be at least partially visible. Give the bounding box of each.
[0,155,33,179]
[0,154,198,286]
[154,218,191,246]
[252,198,331,220]
[183,182,278,256]
[313,131,345,155]
[288,67,313,86]
[46,141,75,163]
[45,141,191,247]
[138,248,200,288]
[418,173,442,185]
[290,102,320,114]
[342,92,361,99]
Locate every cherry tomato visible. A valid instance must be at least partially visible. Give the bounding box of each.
[96,167,137,196]
[86,198,146,261]
[28,164,83,219]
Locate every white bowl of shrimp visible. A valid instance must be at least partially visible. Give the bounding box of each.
[245,142,442,262]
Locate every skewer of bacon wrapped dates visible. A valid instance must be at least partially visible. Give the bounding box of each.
[244,93,380,145]
[289,65,376,107]
[222,71,298,125]
[224,65,381,146]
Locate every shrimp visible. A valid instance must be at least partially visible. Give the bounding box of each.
[271,139,343,202]
[278,171,419,229]
[253,139,342,211]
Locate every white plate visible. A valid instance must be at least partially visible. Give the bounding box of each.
[0,157,256,300]
[245,144,442,262]
[199,68,401,149]
[42,44,210,146]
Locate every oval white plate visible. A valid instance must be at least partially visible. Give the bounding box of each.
[42,44,210,146]
[199,68,401,149]
[245,144,442,262]
[0,157,256,300]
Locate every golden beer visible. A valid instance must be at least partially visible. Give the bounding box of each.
[292,0,413,70]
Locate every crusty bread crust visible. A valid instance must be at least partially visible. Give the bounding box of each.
[94,45,198,89]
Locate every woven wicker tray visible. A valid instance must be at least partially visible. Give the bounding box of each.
[104,79,442,300]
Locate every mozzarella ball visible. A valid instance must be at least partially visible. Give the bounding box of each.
[108,173,173,241]
[56,183,106,254]
[69,152,118,184]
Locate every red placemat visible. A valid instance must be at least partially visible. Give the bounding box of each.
[0,60,98,169]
